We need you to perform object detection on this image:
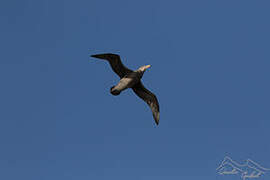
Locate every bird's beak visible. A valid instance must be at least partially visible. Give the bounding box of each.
[145,65,151,69]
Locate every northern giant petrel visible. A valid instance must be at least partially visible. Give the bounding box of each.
[91,53,160,125]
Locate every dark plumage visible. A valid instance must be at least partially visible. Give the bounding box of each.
[91,53,160,125]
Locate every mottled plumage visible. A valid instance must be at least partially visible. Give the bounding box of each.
[91,53,160,125]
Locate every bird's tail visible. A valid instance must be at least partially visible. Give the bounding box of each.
[110,86,121,96]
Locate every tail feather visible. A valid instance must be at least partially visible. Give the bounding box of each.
[110,86,121,96]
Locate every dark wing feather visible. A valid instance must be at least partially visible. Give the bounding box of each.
[132,81,160,125]
[91,53,132,78]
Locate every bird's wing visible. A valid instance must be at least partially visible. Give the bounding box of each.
[91,53,132,78]
[132,81,160,125]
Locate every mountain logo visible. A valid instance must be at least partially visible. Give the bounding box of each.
[217,156,270,180]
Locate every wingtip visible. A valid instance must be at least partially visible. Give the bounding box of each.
[90,53,112,59]
[154,113,160,125]
[90,54,98,58]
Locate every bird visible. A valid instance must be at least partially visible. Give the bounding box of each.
[91,53,160,125]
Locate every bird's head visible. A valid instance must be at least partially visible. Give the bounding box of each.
[138,65,151,72]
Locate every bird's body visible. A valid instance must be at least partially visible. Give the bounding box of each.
[91,53,160,125]
[111,71,141,95]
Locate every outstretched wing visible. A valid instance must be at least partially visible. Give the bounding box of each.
[91,53,132,78]
[132,81,160,125]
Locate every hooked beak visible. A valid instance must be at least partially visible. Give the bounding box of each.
[145,65,151,69]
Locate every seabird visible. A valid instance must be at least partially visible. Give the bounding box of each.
[91,53,160,125]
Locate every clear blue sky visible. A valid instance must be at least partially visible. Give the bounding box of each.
[0,0,269,180]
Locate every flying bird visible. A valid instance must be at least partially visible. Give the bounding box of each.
[91,53,160,125]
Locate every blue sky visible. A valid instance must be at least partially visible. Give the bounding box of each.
[0,0,270,180]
